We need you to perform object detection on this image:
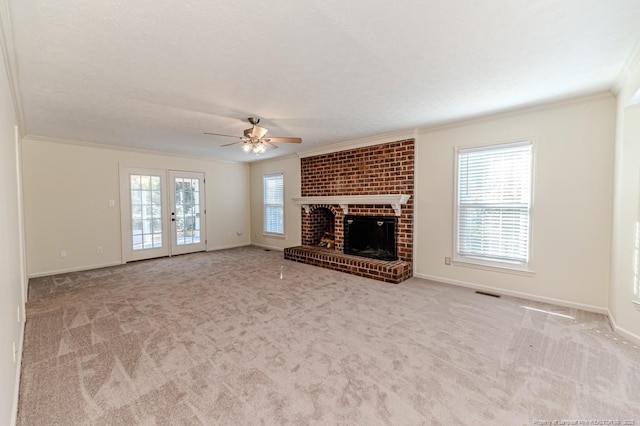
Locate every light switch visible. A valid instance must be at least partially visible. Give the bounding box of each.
[109,200,116,207]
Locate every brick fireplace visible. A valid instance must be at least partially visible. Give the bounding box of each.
[284,139,414,283]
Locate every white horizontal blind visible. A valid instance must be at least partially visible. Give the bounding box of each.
[457,142,532,265]
[264,173,284,235]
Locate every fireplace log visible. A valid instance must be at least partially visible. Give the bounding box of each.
[318,232,335,248]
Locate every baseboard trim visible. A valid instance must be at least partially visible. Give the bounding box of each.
[27,246,258,277]
[250,243,285,252]
[10,315,25,426]
[607,312,640,346]
[413,273,608,315]
[27,261,124,278]
[206,243,251,252]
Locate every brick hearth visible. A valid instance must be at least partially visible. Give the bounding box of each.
[285,139,414,284]
[284,245,412,284]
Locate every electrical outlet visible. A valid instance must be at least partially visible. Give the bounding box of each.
[16,305,20,323]
[445,257,451,265]
[60,250,68,258]
[96,246,103,254]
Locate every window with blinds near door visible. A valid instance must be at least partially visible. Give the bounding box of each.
[264,173,284,235]
[455,141,533,268]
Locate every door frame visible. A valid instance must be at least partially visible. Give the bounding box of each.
[119,166,207,262]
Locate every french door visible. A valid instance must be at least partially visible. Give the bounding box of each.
[169,170,206,255]
[120,167,206,262]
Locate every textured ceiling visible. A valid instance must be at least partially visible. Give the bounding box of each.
[8,0,640,162]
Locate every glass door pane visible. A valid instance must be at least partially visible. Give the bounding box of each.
[170,171,206,255]
[120,167,169,262]
[130,174,164,250]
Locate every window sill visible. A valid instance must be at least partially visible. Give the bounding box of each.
[452,258,535,277]
[263,232,286,239]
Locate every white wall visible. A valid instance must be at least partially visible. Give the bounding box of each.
[249,155,301,250]
[0,14,26,426]
[609,50,640,340]
[21,139,250,276]
[414,95,616,311]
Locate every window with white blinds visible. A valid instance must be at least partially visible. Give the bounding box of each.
[264,173,284,235]
[456,141,532,266]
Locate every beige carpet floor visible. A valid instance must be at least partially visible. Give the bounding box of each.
[18,246,640,425]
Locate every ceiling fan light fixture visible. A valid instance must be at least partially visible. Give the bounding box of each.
[240,139,267,155]
[241,142,253,153]
[252,142,267,155]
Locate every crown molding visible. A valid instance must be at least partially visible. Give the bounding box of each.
[248,153,300,165]
[0,0,25,135]
[22,134,247,165]
[416,91,614,135]
[295,92,610,159]
[611,40,640,95]
[296,129,416,159]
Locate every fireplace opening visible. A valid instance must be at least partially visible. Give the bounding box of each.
[309,207,335,249]
[343,215,397,261]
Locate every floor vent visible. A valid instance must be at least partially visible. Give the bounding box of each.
[263,249,271,252]
[475,290,501,298]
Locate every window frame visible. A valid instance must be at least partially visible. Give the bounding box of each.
[453,139,535,275]
[263,172,285,237]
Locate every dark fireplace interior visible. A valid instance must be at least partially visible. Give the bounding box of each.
[311,207,335,248]
[344,215,398,261]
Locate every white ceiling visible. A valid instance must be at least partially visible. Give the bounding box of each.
[8,0,640,162]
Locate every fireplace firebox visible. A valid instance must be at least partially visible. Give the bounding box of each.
[343,215,398,261]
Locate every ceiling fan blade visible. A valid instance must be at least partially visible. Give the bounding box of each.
[203,132,243,139]
[263,137,302,144]
[263,141,279,149]
[220,141,243,147]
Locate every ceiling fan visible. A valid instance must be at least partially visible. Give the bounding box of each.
[204,117,302,155]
